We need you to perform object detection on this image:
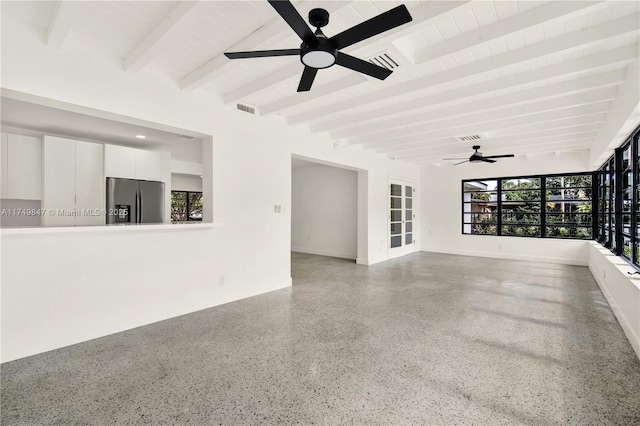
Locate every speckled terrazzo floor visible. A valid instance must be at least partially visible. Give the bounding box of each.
[2,252,640,425]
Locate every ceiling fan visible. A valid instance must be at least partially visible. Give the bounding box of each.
[444,145,515,165]
[224,1,412,92]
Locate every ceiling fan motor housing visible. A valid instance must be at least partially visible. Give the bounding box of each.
[308,8,329,28]
[470,145,482,162]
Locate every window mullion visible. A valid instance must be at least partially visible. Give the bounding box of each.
[615,148,623,255]
[633,136,638,266]
[592,171,598,243]
[497,179,502,236]
[541,178,546,237]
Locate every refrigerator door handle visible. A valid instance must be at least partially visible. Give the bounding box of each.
[139,188,143,224]
[106,178,115,224]
[135,190,140,223]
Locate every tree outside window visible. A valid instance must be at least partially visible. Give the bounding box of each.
[462,173,593,239]
[171,191,203,222]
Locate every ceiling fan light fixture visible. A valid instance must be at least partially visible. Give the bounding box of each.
[301,50,335,68]
[300,39,336,69]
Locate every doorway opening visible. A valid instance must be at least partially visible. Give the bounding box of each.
[291,157,360,263]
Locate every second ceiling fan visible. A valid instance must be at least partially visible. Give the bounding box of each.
[444,146,515,165]
[224,1,413,92]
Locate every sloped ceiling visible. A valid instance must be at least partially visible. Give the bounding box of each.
[2,0,639,166]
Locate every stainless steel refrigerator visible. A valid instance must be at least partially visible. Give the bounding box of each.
[106,178,165,224]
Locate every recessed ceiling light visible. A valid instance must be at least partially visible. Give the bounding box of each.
[135,135,146,139]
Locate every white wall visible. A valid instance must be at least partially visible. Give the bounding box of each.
[587,242,640,359]
[292,161,357,259]
[0,17,420,361]
[172,174,203,192]
[421,151,592,265]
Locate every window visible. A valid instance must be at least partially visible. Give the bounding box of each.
[502,177,541,237]
[462,180,497,235]
[596,124,640,269]
[597,158,614,249]
[171,191,203,222]
[545,175,593,239]
[462,173,593,239]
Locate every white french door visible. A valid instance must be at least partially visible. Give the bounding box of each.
[389,180,415,259]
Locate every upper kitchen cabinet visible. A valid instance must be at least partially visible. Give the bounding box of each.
[43,136,104,227]
[104,144,135,179]
[105,144,162,181]
[0,132,42,200]
[75,141,105,226]
[135,149,162,181]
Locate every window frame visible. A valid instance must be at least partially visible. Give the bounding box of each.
[170,190,203,223]
[462,172,595,240]
[597,123,640,269]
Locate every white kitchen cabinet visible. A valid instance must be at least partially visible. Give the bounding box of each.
[104,144,136,179]
[43,136,104,227]
[135,149,162,181]
[43,136,76,227]
[104,144,161,181]
[7,134,42,200]
[0,133,42,200]
[75,141,104,226]
[1,133,7,198]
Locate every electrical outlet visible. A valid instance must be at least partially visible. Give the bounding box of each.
[274,205,278,213]
[219,275,226,286]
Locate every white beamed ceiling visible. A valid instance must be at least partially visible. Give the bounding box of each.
[3,0,639,165]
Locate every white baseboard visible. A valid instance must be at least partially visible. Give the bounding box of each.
[292,247,356,260]
[421,248,588,266]
[588,262,640,361]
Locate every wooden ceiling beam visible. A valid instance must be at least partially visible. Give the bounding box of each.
[124,1,200,74]
[290,14,638,125]
[332,70,624,139]
[354,89,617,146]
[304,45,636,129]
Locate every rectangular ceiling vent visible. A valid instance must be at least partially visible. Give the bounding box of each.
[176,134,195,140]
[455,133,487,142]
[236,103,256,115]
[368,52,400,70]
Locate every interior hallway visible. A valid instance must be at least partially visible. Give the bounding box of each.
[2,252,639,424]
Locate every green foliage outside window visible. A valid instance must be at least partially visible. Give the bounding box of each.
[463,174,593,239]
[171,191,203,222]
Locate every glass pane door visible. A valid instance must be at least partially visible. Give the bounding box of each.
[389,181,415,258]
[390,183,402,248]
[405,185,413,246]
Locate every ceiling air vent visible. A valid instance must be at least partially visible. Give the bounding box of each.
[455,133,487,143]
[368,51,400,70]
[236,103,256,115]
[176,134,195,140]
